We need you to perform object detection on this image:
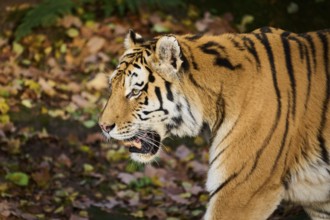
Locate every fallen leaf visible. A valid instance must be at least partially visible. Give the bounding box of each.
[57,154,72,168]
[31,168,50,187]
[83,164,94,174]
[86,73,108,91]
[145,207,167,219]
[38,78,56,97]
[175,145,192,160]
[87,36,105,54]
[5,172,29,186]
[72,94,89,108]
[66,28,80,38]
[168,194,189,204]
[118,173,135,184]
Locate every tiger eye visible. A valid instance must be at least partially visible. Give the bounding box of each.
[132,89,140,96]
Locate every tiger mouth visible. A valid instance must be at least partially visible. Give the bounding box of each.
[122,131,161,155]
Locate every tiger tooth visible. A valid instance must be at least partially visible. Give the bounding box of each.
[123,139,142,149]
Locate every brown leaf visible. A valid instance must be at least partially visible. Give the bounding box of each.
[87,36,106,54]
[144,207,167,219]
[0,201,12,217]
[60,15,82,28]
[85,133,104,144]
[69,214,88,220]
[188,160,208,177]
[168,194,189,204]
[38,78,56,97]
[175,145,192,160]
[31,168,50,187]
[144,164,167,178]
[117,173,135,184]
[57,154,72,168]
[190,184,204,195]
[72,94,89,108]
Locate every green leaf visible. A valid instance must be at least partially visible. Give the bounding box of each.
[15,0,75,41]
[21,99,33,108]
[83,120,96,128]
[13,42,24,55]
[152,24,170,33]
[5,172,30,186]
[83,163,94,173]
[66,28,79,38]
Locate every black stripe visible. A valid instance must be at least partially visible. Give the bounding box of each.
[303,44,312,111]
[181,42,199,70]
[209,172,238,199]
[180,49,190,71]
[145,49,151,56]
[281,34,297,118]
[142,87,168,116]
[184,97,196,124]
[133,64,142,70]
[259,26,273,33]
[211,87,225,133]
[143,97,148,105]
[230,38,244,51]
[209,148,226,167]
[165,81,174,102]
[288,36,305,60]
[316,32,329,164]
[141,83,148,93]
[155,86,166,113]
[242,36,261,69]
[185,33,204,41]
[135,81,143,87]
[166,116,183,132]
[199,41,241,70]
[301,33,317,72]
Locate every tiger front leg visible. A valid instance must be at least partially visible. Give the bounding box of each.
[204,175,284,220]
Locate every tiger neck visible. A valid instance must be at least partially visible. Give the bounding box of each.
[177,35,251,139]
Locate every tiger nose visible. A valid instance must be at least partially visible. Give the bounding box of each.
[99,123,116,133]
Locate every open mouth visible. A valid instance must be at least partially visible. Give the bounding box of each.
[122,131,161,155]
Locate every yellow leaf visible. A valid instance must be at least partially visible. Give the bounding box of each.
[0,115,10,124]
[66,28,79,38]
[34,53,41,62]
[41,107,48,114]
[44,46,52,55]
[21,99,33,108]
[13,42,24,56]
[0,98,9,114]
[60,44,67,53]
[0,183,8,192]
[54,206,64,214]
[83,163,94,174]
[25,79,41,94]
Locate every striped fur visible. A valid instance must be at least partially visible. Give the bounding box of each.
[99,27,330,219]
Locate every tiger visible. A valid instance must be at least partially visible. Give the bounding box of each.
[98,27,330,220]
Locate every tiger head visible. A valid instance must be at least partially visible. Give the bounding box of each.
[99,30,203,163]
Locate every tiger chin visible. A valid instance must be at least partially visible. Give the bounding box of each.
[99,27,330,220]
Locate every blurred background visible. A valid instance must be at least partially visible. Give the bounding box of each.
[0,0,329,219]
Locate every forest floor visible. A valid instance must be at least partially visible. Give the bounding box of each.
[0,3,309,220]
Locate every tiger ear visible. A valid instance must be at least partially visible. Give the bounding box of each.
[155,35,183,76]
[124,29,143,49]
